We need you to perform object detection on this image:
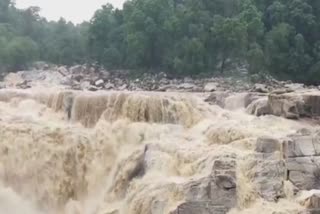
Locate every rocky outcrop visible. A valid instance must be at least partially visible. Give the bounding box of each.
[283,130,320,191]
[170,156,237,214]
[246,97,270,116]
[297,190,320,213]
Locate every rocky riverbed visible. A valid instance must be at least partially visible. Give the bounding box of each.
[0,67,320,214]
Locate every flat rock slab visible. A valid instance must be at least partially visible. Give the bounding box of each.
[287,157,320,190]
[170,202,228,214]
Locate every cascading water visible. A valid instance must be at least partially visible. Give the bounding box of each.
[0,89,313,214]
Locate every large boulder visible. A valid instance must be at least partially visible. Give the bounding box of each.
[204,83,218,92]
[177,83,198,92]
[297,190,320,213]
[246,97,270,116]
[283,130,320,190]
[253,83,269,93]
[204,92,230,108]
[170,156,237,214]
[268,91,320,119]
[268,93,305,119]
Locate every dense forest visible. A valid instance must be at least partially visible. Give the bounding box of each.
[1,0,320,83]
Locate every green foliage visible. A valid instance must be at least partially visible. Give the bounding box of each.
[2,0,320,83]
[0,0,88,72]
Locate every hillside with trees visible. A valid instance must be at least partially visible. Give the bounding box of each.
[1,0,320,84]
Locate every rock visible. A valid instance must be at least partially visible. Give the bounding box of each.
[268,93,304,119]
[204,92,230,108]
[283,130,320,191]
[286,157,320,190]
[254,83,269,93]
[271,88,294,95]
[16,80,31,89]
[246,97,270,116]
[70,65,85,74]
[100,70,110,80]
[255,137,281,153]
[95,79,104,87]
[204,83,218,92]
[285,83,305,91]
[301,94,320,117]
[73,74,83,82]
[170,202,228,214]
[33,61,49,70]
[267,92,320,119]
[119,84,128,91]
[178,83,197,91]
[298,190,320,210]
[285,131,320,158]
[58,66,68,76]
[246,153,286,201]
[105,83,115,90]
[88,85,99,91]
[184,77,193,83]
[80,81,91,90]
[170,156,237,214]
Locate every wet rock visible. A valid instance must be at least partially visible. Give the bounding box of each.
[285,131,320,158]
[118,84,128,91]
[301,94,320,117]
[268,91,320,119]
[58,66,68,76]
[105,83,115,90]
[95,79,104,87]
[204,83,218,92]
[70,65,85,74]
[285,83,305,91]
[88,85,99,91]
[204,92,230,107]
[286,157,320,190]
[171,156,237,214]
[268,94,304,119]
[80,81,91,90]
[298,190,320,210]
[170,202,228,214]
[32,61,49,70]
[255,137,281,153]
[246,97,270,116]
[244,153,286,201]
[100,70,110,80]
[271,88,294,95]
[254,83,269,93]
[178,83,197,91]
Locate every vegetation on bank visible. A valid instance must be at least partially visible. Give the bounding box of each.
[1,0,320,84]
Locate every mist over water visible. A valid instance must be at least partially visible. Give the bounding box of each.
[0,89,311,214]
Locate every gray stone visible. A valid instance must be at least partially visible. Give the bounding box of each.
[286,157,320,190]
[105,83,115,90]
[119,84,128,91]
[80,81,91,90]
[170,202,228,214]
[178,83,197,90]
[204,92,230,108]
[204,83,218,92]
[298,190,320,210]
[172,156,237,214]
[268,93,304,119]
[95,79,104,87]
[254,83,269,93]
[246,97,270,116]
[255,137,281,153]
[245,153,286,201]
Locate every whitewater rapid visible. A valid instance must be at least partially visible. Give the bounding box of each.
[0,89,312,214]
